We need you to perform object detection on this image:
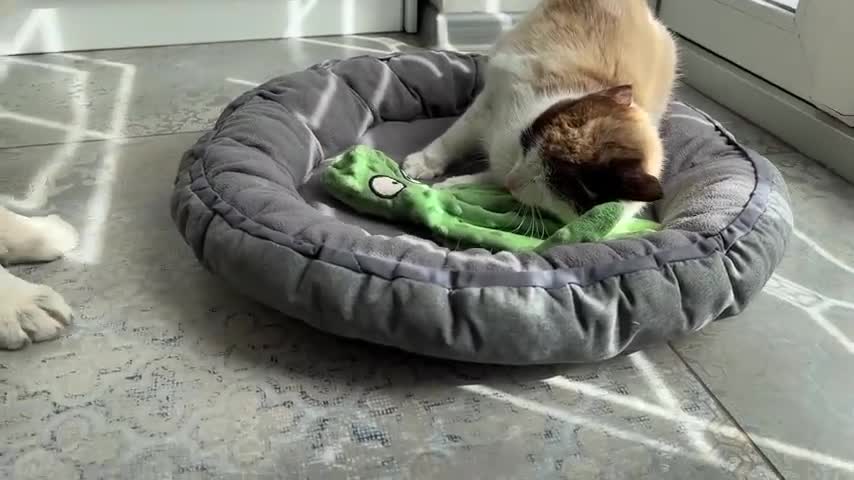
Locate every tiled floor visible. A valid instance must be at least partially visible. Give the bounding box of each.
[1,35,852,479]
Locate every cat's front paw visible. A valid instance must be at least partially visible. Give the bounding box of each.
[402,150,447,180]
[0,271,73,350]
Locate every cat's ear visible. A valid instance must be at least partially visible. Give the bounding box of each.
[598,85,633,106]
[603,156,663,202]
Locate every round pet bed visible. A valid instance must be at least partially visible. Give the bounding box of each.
[171,51,792,365]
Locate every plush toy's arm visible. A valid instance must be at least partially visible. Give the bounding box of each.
[401,188,546,251]
[536,203,661,252]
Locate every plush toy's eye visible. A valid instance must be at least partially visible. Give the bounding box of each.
[370,175,407,199]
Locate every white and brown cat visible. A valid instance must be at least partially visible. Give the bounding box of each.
[0,207,76,350]
[404,0,677,223]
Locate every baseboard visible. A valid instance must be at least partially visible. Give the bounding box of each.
[428,0,538,13]
[421,0,654,47]
[1,0,404,55]
[420,3,524,51]
[677,38,854,184]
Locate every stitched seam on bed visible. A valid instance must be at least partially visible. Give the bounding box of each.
[326,65,376,132]
[180,54,779,291]
[684,103,772,252]
[195,148,318,255]
[218,95,327,183]
[176,166,216,262]
[681,105,781,317]
[199,212,744,296]
[385,56,429,119]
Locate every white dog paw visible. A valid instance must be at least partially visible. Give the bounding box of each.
[402,151,447,180]
[24,214,78,259]
[0,271,73,350]
[0,210,78,264]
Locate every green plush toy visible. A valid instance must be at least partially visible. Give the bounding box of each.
[322,146,660,252]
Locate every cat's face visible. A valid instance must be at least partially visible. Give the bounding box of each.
[506,85,664,222]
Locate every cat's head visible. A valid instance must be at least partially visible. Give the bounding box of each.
[508,85,664,221]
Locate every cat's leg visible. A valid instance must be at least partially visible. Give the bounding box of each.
[0,266,73,350]
[0,206,78,265]
[433,172,497,189]
[403,93,491,180]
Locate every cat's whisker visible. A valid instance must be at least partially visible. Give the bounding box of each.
[512,206,527,234]
[525,206,536,238]
[531,207,539,238]
[519,205,529,235]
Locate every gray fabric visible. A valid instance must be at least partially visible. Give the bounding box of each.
[171,51,793,365]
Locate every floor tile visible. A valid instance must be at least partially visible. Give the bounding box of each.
[675,83,794,156]
[0,127,774,478]
[0,35,422,149]
[4,35,852,479]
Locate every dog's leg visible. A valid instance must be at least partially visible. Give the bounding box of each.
[0,266,73,350]
[0,206,78,265]
[0,206,77,350]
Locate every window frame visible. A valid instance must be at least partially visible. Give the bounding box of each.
[659,0,854,126]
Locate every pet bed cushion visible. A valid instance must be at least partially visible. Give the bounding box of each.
[171,51,792,364]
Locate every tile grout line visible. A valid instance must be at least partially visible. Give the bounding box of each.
[0,129,209,152]
[667,343,787,480]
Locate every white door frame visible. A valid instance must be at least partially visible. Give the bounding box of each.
[405,0,419,33]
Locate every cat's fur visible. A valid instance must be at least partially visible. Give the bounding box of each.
[403,0,677,223]
[0,206,76,350]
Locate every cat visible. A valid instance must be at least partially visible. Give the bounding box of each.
[403,0,677,224]
[0,206,76,350]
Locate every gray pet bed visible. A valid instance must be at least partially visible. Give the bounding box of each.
[171,51,792,365]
